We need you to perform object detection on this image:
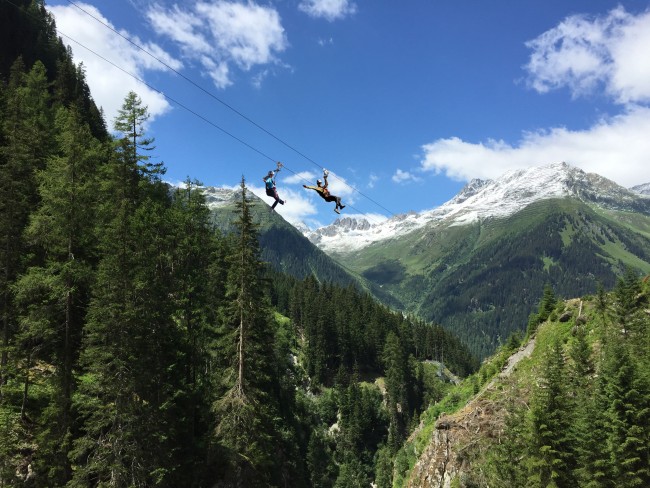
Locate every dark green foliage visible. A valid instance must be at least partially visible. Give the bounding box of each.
[527,337,576,487]
[362,201,650,359]
[307,429,337,488]
[383,332,411,452]
[12,105,102,485]
[483,274,650,488]
[0,17,475,486]
[271,274,477,386]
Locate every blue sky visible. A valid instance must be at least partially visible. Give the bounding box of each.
[46,0,650,228]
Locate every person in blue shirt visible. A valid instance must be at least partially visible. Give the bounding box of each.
[263,163,285,211]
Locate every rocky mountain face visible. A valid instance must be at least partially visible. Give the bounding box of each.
[301,162,650,357]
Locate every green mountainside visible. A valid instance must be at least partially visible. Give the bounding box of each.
[0,8,474,486]
[336,197,650,358]
[396,270,650,488]
[205,186,403,307]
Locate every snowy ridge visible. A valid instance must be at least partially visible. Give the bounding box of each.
[631,182,650,196]
[201,187,238,209]
[305,162,648,254]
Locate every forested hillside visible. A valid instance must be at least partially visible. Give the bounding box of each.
[0,3,477,486]
[397,271,650,487]
[207,189,402,308]
[340,197,650,358]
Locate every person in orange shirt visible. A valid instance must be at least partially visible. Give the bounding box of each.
[303,170,345,214]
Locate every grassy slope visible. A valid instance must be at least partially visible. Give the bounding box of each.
[394,284,639,487]
[336,198,650,357]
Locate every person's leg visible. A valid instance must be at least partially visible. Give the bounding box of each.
[275,188,285,206]
[271,188,284,210]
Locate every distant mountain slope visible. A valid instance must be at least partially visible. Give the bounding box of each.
[631,182,650,195]
[305,162,650,255]
[303,163,650,357]
[202,186,402,306]
[203,186,355,283]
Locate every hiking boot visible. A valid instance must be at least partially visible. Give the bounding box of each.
[334,208,340,214]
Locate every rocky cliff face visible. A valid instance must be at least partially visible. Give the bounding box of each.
[405,338,537,487]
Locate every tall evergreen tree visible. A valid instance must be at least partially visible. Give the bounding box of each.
[0,59,53,388]
[383,331,410,453]
[613,267,642,339]
[213,178,283,486]
[69,92,181,486]
[602,342,650,487]
[13,105,102,485]
[527,337,575,488]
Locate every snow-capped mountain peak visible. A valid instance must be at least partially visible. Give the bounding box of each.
[304,162,649,254]
[631,182,650,196]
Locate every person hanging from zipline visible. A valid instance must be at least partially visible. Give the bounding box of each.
[303,169,346,214]
[263,161,286,211]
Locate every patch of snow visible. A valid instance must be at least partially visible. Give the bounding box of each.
[631,182,650,196]
[304,162,646,254]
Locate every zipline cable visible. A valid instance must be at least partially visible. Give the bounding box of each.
[61,0,398,218]
[1,0,387,225]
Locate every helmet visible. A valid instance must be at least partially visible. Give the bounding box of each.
[268,170,274,176]
[317,179,322,185]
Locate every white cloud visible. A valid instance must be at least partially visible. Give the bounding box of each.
[368,173,378,188]
[392,169,422,184]
[299,0,357,21]
[524,6,650,104]
[419,7,650,190]
[282,170,317,185]
[147,1,287,89]
[249,185,319,225]
[419,106,650,188]
[48,3,177,123]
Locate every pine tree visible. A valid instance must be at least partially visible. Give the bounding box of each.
[613,267,642,339]
[69,92,181,486]
[383,331,410,453]
[12,105,102,485]
[213,178,282,486]
[602,342,650,487]
[167,179,225,482]
[307,429,336,488]
[527,337,575,487]
[0,59,53,388]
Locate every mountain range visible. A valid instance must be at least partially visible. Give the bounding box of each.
[303,162,650,254]
[204,162,650,357]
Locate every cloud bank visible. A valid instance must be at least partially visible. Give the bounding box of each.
[48,1,288,123]
[48,3,177,123]
[418,7,650,188]
[147,1,287,89]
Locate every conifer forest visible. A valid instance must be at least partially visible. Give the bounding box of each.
[1,1,649,487]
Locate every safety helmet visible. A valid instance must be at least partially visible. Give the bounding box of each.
[268,170,274,176]
[317,179,322,185]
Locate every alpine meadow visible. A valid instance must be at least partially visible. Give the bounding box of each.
[1,1,650,488]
